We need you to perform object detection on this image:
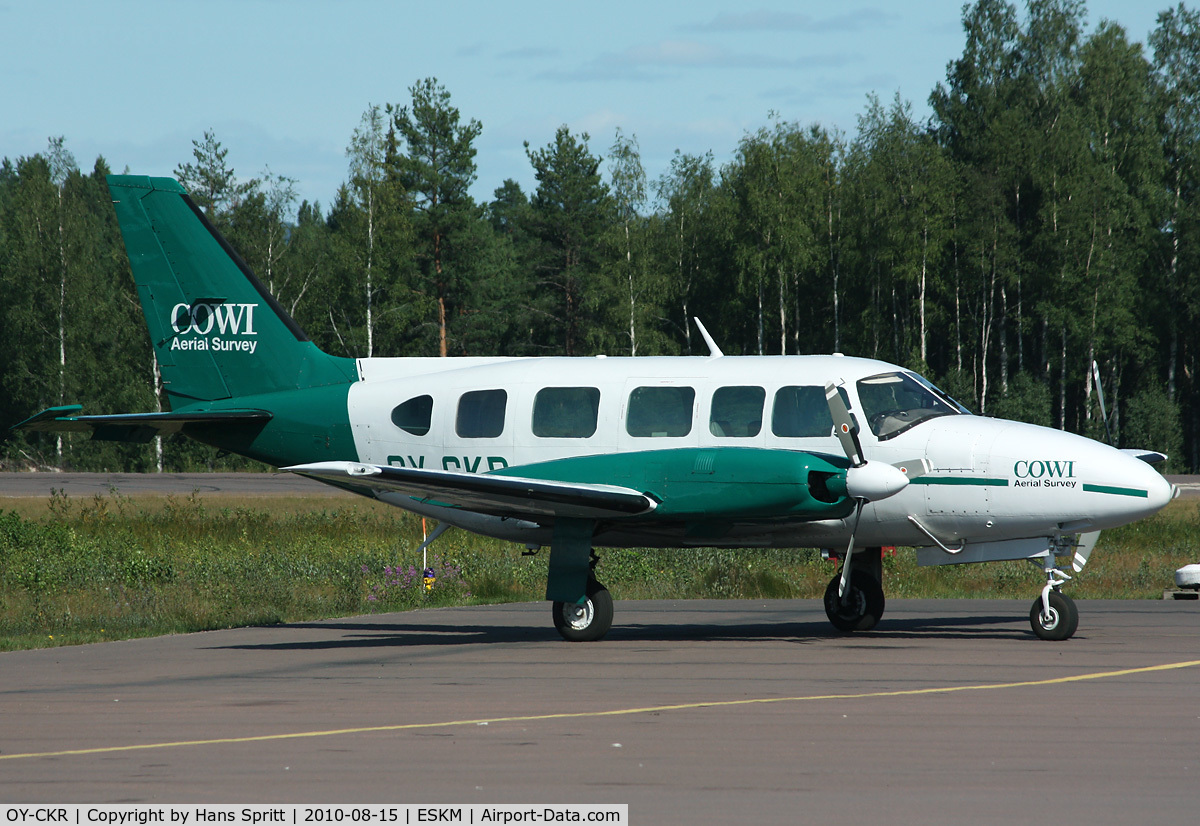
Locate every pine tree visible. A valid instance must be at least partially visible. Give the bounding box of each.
[387,78,482,357]
[524,126,615,355]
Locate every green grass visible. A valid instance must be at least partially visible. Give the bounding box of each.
[2,489,1198,651]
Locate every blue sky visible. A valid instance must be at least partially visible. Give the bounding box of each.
[0,0,1170,214]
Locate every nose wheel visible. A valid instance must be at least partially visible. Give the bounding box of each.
[1030,588,1078,640]
[1029,554,1079,640]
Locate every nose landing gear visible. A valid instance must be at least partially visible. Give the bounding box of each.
[1030,589,1078,641]
[1030,551,1079,641]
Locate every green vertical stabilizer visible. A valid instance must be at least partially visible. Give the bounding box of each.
[107,175,356,405]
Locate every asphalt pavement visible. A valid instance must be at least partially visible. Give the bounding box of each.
[1,599,1197,823]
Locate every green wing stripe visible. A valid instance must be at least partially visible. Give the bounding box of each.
[1082,483,1148,498]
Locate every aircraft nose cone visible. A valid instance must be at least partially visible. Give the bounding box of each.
[1100,451,1175,525]
[1144,464,1177,510]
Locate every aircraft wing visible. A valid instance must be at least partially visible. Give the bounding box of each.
[284,460,658,521]
[13,405,272,443]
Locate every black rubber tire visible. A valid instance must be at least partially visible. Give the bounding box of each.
[553,579,614,642]
[824,570,885,632]
[1029,590,1079,641]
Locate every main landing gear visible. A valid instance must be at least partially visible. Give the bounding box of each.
[823,546,886,633]
[824,570,885,631]
[552,576,613,642]
[544,519,614,642]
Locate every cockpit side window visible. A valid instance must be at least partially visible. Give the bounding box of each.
[909,372,973,414]
[856,372,962,440]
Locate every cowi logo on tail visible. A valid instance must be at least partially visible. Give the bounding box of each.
[169,302,260,354]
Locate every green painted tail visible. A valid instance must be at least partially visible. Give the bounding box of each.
[107,175,356,405]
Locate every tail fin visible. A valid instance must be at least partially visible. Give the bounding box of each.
[108,175,355,405]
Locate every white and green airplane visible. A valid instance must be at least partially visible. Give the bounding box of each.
[16,176,1177,642]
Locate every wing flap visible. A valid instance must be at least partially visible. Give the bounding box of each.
[284,461,658,521]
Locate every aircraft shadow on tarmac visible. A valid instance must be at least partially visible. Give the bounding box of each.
[208,611,1026,652]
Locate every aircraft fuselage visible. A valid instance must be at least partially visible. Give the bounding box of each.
[339,352,1173,559]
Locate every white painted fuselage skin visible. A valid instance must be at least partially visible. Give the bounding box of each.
[343,353,1174,558]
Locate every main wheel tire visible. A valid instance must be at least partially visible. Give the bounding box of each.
[553,579,614,642]
[824,570,885,632]
[1029,591,1079,641]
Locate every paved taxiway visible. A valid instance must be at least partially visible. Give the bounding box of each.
[1,600,1197,823]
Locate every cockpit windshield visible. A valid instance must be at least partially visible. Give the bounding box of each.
[855,372,969,440]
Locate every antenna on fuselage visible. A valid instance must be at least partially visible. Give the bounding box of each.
[693,318,723,358]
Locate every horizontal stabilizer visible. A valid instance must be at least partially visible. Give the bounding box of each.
[13,406,272,443]
[284,461,658,521]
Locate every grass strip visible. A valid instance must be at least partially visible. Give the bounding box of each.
[2,490,1197,651]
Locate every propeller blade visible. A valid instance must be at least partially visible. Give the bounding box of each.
[1091,360,1114,446]
[825,383,865,467]
[892,458,931,480]
[838,498,866,601]
[1071,530,1101,573]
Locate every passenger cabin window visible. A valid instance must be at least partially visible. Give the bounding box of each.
[772,386,836,437]
[710,386,765,437]
[626,386,695,437]
[391,395,433,436]
[456,389,507,438]
[533,387,600,438]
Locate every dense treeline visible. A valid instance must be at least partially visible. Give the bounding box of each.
[3,1,1200,471]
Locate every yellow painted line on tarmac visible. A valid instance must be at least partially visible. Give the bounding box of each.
[4,659,1198,762]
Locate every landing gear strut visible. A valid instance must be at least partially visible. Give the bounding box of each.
[823,546,886,632]
[545,519,612,641]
